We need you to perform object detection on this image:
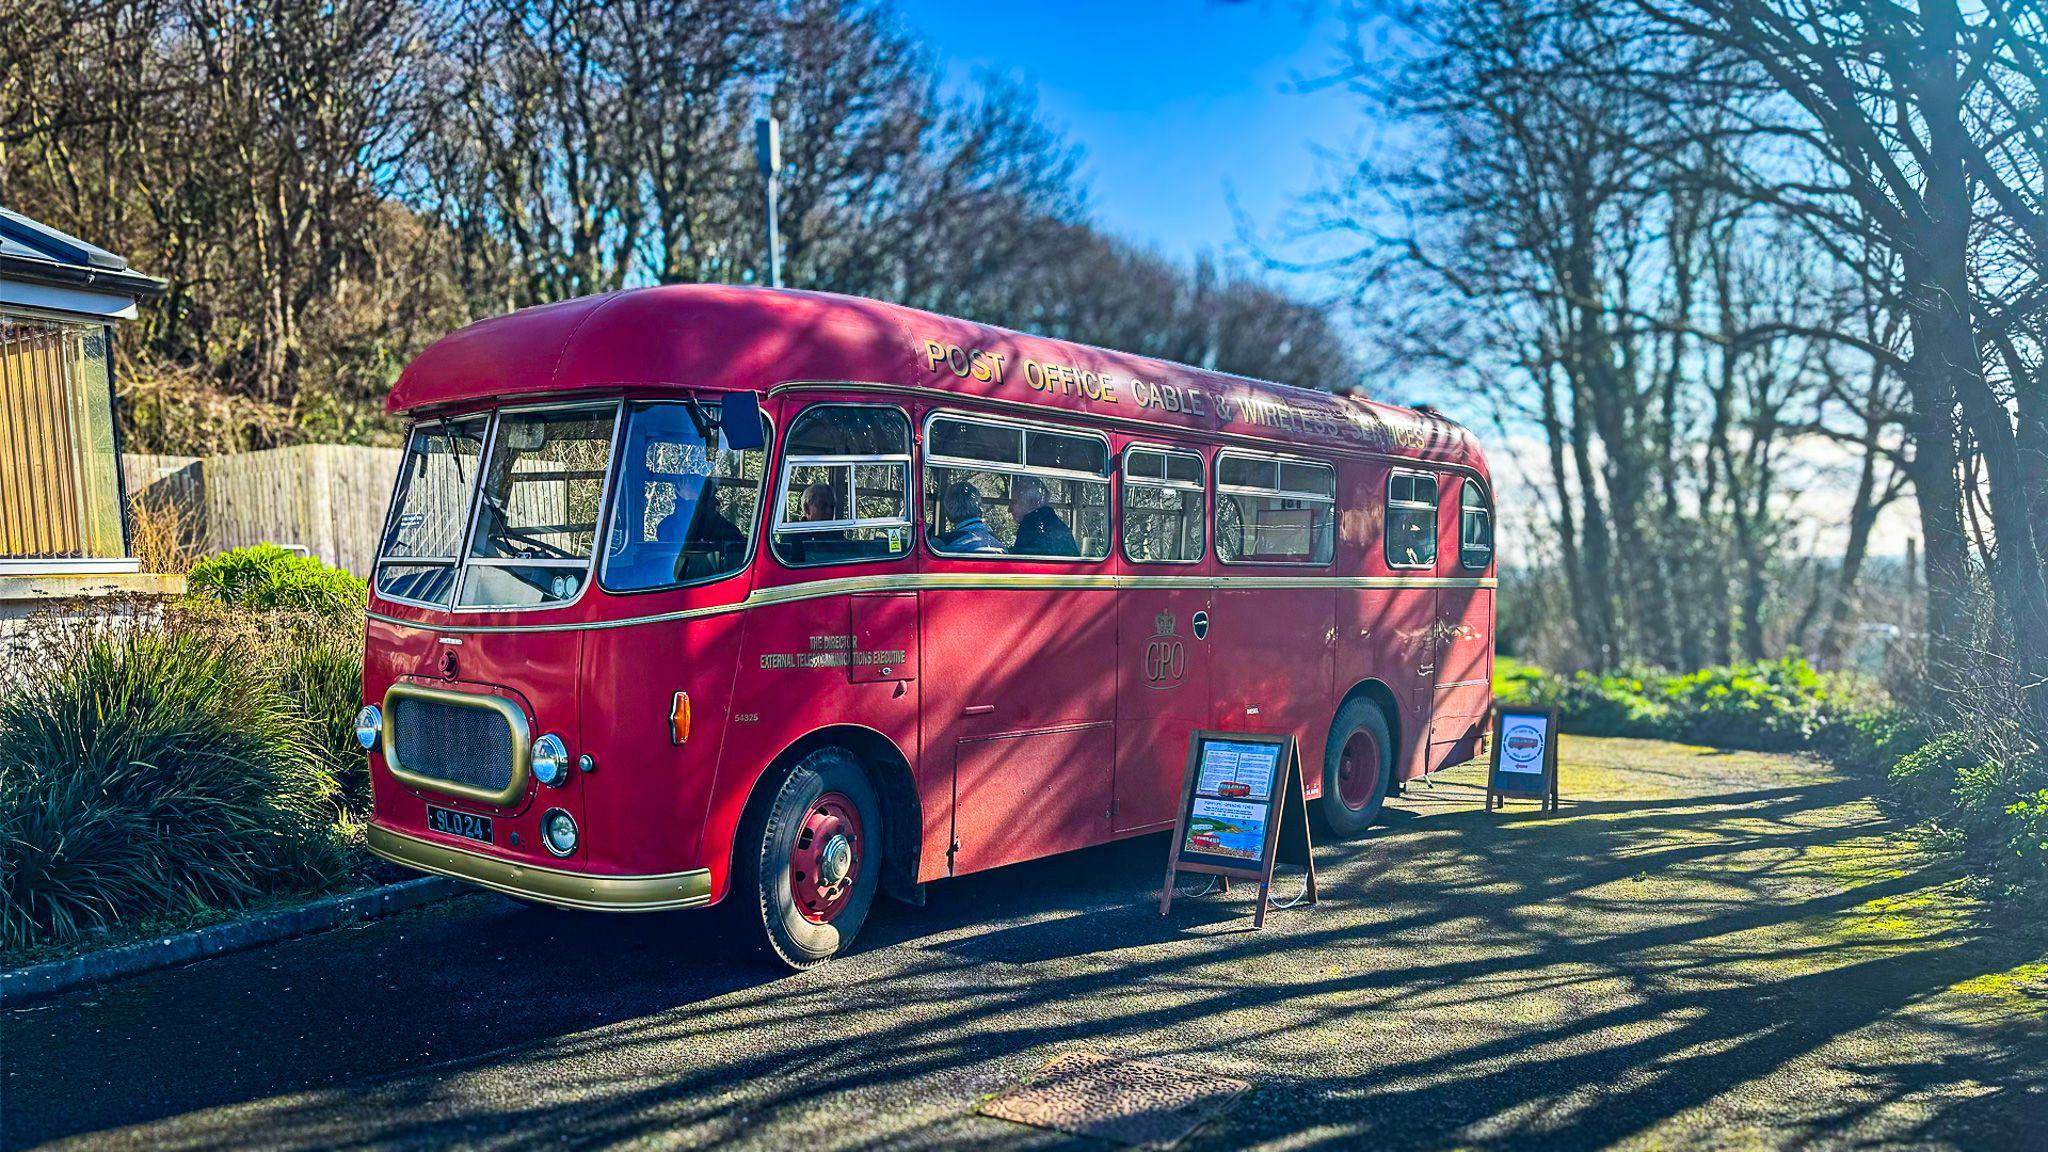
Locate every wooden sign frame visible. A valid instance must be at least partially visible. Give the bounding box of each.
[1160,730,1317,928]
[1486,704,1560,812]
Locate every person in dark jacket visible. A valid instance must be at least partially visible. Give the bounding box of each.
[1008,474,1078,556]
[935,481,1005,553]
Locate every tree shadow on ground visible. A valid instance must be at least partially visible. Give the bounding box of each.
[11,752,2045,1152]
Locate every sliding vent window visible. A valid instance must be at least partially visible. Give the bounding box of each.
[1460,481,1494,570]
[376,415,487,607]
[924,415,1110,559]
[772,405,913,567]
[1122,447,1205,563]
[1386,470,1439,570]
[459,407,618,607]
[602,402,766,591]
[1215,452,1335,565]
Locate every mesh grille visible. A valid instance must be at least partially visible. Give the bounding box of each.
[391,694,517,797]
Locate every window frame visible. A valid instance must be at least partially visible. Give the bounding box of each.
[1384,467,1440,572]
[1212,448,1338,568]
[372,410,493,612]
[1459,477,1495,571]
[595,400,776,597]
[920,409,1112,562]
[1119,442,1207,566]
[769,402,915,569]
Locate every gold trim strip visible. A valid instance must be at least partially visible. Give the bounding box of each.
[381,682,533,807]
[368,573,1496,634]
[367,824,713,912]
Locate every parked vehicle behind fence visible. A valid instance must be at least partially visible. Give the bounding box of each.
[356,285,1495,967]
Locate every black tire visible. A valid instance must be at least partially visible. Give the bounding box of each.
[1320,696,1394,837]
[736,747,883,970]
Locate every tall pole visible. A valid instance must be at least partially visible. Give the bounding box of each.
[755,116,782,288]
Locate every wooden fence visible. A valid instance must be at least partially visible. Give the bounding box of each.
[124,445,401,577]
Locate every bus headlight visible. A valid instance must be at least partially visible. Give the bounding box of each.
[532,733,570,788]
[354,705,382,751]
[541,808,579,857]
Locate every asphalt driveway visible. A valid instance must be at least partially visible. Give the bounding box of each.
[4,737,2043,1150]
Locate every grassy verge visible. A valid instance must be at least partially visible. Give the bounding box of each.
[1496,657,2047,908]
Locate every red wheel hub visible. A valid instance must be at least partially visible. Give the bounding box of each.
[1336,729,1381,810]
[789,791,863,924]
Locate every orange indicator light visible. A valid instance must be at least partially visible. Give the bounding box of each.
[669,691,691,745]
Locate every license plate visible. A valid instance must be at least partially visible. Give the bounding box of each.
[425,804,492,844]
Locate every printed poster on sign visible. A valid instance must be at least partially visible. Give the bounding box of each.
[1499,715,1550,776]
[1193,739,1280,802]
[1184,798,1268,861]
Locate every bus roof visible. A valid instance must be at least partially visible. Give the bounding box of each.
[388,284,1485,471]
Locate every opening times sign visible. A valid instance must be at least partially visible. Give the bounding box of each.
[1184,738,1280,861]
[1161,730,1316,929]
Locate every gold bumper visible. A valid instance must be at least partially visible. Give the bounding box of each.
[367,824,713,912]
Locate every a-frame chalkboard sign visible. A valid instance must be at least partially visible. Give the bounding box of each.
[1159,730,1317,928]
[1486,704,1561,811]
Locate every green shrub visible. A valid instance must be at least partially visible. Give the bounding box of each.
[1560,668,1677,737]
[1887,733,1982,815]
[0,629,348,951]
[187,544,366,616]
[2000,789,2048,899]
[1821,704,1929,775]
[1665,658,1832,750]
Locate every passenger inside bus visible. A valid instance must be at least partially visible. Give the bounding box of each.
[801,483,839,524]
[935,481,1005,553]
[661,475,746,581]
[1008,474,1079,556]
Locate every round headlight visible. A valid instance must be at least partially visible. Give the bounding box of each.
[532,733,569,788]
[541,808,579,857]
[353,705,382,751]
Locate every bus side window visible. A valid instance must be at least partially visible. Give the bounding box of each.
[1460,479,1494,570]
[1121,445,1205,563]
[770,404,914,568]
[923,413,1111,560]
[1214,451,1336,565]
[1386,469,1439,569]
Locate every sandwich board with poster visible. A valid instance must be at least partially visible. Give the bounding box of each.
[1159,730,1316,928]
[1487,705,1560,811]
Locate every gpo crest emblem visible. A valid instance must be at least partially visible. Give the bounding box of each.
[1145,611,1186,689]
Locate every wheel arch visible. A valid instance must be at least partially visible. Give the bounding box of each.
[1331,677,1402,779]
[732,724,922,903]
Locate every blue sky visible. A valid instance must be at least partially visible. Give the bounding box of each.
[891,0,1362,264]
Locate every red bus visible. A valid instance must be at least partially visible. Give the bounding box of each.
[357,285,1495,967]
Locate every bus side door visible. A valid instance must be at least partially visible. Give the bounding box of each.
[1431,474,1493,764]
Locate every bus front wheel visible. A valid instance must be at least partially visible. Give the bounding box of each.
[739,746,883,970]
[1320,698,1393,837]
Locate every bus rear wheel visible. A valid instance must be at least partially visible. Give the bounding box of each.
[1320,697,1393,837]
[739,746,882,970]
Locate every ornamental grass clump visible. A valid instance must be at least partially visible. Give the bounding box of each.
[0,627,348,951]
[270,623,371,819]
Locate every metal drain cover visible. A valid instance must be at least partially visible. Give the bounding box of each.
[976,1051,1250,1148]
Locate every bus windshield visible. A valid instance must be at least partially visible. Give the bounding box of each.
[374,405,618,610]
[458,406,618,607]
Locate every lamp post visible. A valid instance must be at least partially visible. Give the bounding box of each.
[755,116,782,289]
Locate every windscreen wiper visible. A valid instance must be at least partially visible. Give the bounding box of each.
[436,415,469,486]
